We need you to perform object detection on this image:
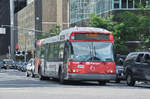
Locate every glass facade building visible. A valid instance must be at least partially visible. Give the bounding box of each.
[70,0,150,24]
[0,0,10,57]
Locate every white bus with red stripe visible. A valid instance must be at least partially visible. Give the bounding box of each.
[36,27,116,84]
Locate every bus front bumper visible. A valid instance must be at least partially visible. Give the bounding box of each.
[66,73,116,81]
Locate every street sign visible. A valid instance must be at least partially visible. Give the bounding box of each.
[0,28,6,34]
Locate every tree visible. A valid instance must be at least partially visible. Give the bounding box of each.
[89,14,129,52]
[38,25,61,39]
[89,14,116,32]
[89,10,150,53]
[114,11,141,52]
[49,25,61,36]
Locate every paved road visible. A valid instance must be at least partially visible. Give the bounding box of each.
[0,69,150,99]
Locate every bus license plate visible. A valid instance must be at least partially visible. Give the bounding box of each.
[78,65,84,68]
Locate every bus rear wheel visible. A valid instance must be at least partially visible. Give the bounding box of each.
[59,68,65,84]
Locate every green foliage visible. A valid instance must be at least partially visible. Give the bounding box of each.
[38,33,49,40]
[89,14,116,31]
[38,25,61,40]
[89,10,150,53]
[49,25,61,36]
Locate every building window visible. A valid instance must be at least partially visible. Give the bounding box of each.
[70,0,113,24]
[122,0,127,8]
[114,0,120,8]
[135,0,140,8]
[141,0,147,7]
[128,0,133,8]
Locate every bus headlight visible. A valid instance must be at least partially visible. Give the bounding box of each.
[106,70,114,73]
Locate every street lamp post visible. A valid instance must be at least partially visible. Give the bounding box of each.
[10,0,15,60]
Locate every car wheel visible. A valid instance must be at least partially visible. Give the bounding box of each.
[127,74,135,86]
[115,78,120,83]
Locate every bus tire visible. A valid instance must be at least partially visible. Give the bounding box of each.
[59,68,65,84]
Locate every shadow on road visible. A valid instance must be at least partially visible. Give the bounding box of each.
[0,69,150,89]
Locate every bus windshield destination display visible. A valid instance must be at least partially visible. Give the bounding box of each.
[74,33,110,40]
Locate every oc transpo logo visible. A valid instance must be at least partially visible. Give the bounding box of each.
[90,66,95,71]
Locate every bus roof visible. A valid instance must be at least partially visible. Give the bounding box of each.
[40,27,112,44]
[60,27,111,36]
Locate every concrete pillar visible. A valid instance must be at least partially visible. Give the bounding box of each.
[57,0,63,30]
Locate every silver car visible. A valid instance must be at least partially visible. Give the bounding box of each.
[26,58,35,77]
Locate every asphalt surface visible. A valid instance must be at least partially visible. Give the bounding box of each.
[0,69,150,99]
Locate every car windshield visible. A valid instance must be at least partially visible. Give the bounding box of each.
[70,42,114,62]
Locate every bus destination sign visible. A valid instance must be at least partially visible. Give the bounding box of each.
[74,33,110,40]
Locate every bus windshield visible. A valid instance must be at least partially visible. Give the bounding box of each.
[70,42,114,62]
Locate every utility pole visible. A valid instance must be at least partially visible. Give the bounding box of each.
[10,0,15,60]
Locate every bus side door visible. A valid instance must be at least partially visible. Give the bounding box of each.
[63,41,70,76]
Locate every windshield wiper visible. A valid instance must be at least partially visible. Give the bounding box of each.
[93,45,96,58]
[88,43,93,61]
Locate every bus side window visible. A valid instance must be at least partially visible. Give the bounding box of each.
[54,43,60,61]
[59,42,64,61]
[40,46,45,58]
[47,44,54,61]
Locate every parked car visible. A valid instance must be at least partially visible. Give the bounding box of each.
[21,62,28,72]
[16,62,27,72]
[2,59,15,69]
[124,52,150,86]
[16,61,22,70]
[116,65,124,83]
[0,61,3,69]
[14,61,19,69]
[115,55,126,83]
[26,58,35,77]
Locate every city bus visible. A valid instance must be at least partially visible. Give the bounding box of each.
[36,27,116,85]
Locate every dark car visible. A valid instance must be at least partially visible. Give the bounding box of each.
[123,52,150,86]
[2,59,15,69]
